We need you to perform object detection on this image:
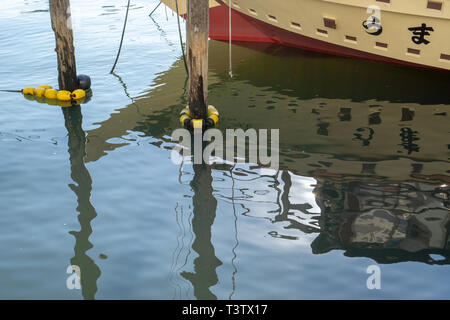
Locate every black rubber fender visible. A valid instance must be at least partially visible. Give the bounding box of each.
[77,74,91,90]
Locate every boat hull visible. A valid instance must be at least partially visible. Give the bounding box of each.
[208,4,449,72]
[164,0,450,72]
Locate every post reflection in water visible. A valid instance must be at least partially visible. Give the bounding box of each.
[63,106,101,300]
[181,163,222,300]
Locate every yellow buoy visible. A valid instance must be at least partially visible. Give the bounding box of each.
[19,83,90,106]
[208,105,219,116]
[22,87,35,95]
[38,85,52,90]
[34,87,46,98]
[44,89,58,99]
[71,89,86,100]
[57,90,72,101]
[179,105,220,129]
[179,114,191,126]
[208,114,219,125]
[192,119,204,129]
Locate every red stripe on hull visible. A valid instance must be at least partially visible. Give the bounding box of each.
[208,5,447,72]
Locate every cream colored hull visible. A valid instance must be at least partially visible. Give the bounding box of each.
[163,0,450,71]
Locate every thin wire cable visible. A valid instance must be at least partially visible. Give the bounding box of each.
[149,1,162,17]
[110,0,131,74]
[229,0,233,78]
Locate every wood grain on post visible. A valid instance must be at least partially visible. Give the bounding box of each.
[187,0,209,119]
[49,0,78,91]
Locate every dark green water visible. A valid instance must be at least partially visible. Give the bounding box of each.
[0,0,449,299]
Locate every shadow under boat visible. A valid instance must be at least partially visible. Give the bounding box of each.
[85,40,450,265]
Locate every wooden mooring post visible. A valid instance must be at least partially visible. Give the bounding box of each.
[187,0,209,119]
[49,0,78,91]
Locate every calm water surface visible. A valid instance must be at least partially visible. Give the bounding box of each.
[0,0,449,299]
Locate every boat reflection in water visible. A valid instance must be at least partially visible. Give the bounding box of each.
[294,175,449,264]
[83,40,449,296]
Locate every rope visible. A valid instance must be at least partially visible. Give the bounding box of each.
[110,0,131,74]
[175,0,189,77]
[229,0,233,78]
[0,90,22,93]
[149,1,162,17]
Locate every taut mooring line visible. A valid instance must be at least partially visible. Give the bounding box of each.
[149,1,162,17]
[229,0,233,78]
[110,0,131,74]
[0,90,22,93]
